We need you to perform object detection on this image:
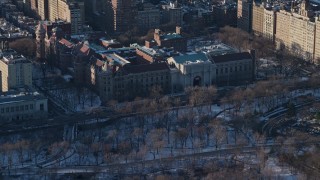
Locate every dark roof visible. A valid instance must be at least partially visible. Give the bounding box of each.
[210,52,252,63]
[123,63,169,74]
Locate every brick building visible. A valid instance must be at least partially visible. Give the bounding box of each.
[145,27,187,52]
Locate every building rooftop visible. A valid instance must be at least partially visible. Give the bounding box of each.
[123,63,169,74]
[171,53,209,64]
[160,33,183,40]
[131,43,158,56]
[59,38,74,48]
[106,53,131,66]
[188,40,236,56]
[0,49,29,64]
[209,52,252,63]
[0,90,46,105]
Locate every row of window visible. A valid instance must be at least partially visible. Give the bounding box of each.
[216,64,251,75]
[1,104,34,114]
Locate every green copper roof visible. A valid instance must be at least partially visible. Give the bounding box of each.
[172,53,209,64]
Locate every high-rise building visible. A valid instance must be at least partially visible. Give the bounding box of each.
[30,0,38,11]
[275,0,315,60]
[112,0,133,33]
[263,8,276,41]
[237,0,253,32]
[252,3,277,41]
[0,49,32,92]
[161,2,183,26]
[136,3,160,31]
[58,1,82,34]
[49,0,59,21]
[38,0,48,20]
[252,2,264,36]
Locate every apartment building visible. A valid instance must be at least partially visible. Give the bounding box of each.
[37,0,48,20]
[0,49,32,92]
[252,2,264,36]
[275,0,315,60]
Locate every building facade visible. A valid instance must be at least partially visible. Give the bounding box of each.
[275,0,315,61]
[237,0,253,32]
[252,2,264,36]
[112,0,133,33]
[98,63,171,102]
[0,91,48,121]
[136,3,160,31]
[0,49,32,92]
[210,52,254,86]
[168,53,216,92]
[146,27,187,52]
[168,50,255,91]
[37,0,48,20]
[263,8,276,41]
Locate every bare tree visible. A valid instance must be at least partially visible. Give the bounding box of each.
[9,38,36,57]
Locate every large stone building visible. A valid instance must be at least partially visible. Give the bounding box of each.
[0,90,48,121]
[168,53,215,92]
[168,50,255,91]
[0,49,32,92]
[210,52,254,86]
[98,62,171,102]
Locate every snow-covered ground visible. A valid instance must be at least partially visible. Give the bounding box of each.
[49,87,101,112]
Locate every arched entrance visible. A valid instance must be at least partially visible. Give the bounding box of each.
[193,76,201,86]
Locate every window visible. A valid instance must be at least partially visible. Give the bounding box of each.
[11,107,14,112]
[225,68,228,73]
[20,106,24,111]
[16,106,19,112]
[40,104,44,111]
[30,104,34,110]
[216,69,218,75]
[25,105,28,110]
[1,108,4,113]
[6,107,9,112]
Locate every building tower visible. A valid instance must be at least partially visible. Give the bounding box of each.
[36,22,46,61]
